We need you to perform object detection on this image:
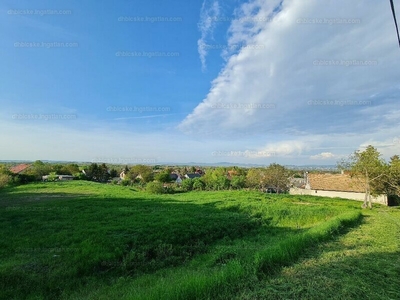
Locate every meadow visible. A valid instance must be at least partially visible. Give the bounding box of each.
[0,181,398,299]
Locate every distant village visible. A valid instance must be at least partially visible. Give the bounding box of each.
[2,148,399,207]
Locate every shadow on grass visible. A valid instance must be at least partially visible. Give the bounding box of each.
[0,188,285,300]
[239,250,400,300]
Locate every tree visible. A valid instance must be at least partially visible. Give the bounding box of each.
[228,166,247,176]
[385,155,400,196]
[230,175,246,190]
[215,176,230,190]
[98,163,110,182]
[109,168,118,178]
[85,163,110,182]
[52,164,67,174]
[192,177,206,190]
[246,168,265,189]
[85,163,98,181]
[0,174,11,188]
[127,165,154,183]
[0,164,11,175]
[155,171,172,183]
[30,160,51,180]
[182,178,194,191]
[66,164,80,175]
[339,145,386,209]
[263,163,289,193]
[202,167,229,190]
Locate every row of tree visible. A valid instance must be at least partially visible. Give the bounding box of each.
[339,145,400,208]
[0,160,310,193]
[119,163,290,192]
[3,146,399,206]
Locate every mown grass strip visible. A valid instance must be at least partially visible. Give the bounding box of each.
[254,211,362,277]
[123,212,362,300]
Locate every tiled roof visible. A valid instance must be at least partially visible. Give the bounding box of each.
[185,173,201,179]
[308,173,365,193]
[9,164,31,174]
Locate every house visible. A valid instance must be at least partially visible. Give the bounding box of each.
[170,173,182,184]
[184,173,201,179]
[289,177,306,188]
[58,175,74,181]
[290,172,388,205]
[42,174,74,181]
[195,169,204,175]
[9,164,31,174]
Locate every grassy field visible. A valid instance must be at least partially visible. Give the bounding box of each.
[0,181,398,299]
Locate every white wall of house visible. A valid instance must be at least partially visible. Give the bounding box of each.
[289,188,388,205]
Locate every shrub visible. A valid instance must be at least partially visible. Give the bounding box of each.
[73,172,86,180]
[146,181,165,194]
[14,174,36,184]
[0,174,11,188]
[192,178,206,191]
[121,179,131,186]
[182,179,194,191]
[47,172,58,182]
[230,176,246,190]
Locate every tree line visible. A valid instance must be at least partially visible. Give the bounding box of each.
[0,161,292,193]
[338,145,400,208]
[1,145,399,207]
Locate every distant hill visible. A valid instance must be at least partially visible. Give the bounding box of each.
[0,160,337,170]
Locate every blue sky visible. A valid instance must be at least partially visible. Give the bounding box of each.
[1,0,400,165]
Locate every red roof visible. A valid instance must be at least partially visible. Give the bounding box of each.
[308,173,365,193]
[9,164,31,174]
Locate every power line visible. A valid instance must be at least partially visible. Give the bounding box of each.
[390,0,400,47]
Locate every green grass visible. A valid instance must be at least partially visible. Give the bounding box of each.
[232,207,400,300]
[0,181,397,299]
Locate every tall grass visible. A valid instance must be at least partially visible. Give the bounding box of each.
[254,211,362,276]
[104,212,362,300]
[0,182,364,299]
[130,260,245,300]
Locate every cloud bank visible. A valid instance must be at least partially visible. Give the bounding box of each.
[182,0,400,161]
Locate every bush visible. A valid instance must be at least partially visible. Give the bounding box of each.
[47,172,58,182]
[182,179,194,191]
[192,178,206,191]
[12,174,36,184]
[73,172,86,180]
[230,176,246,190]
[121,179,131,186]
[163,185,176,194]
[0,174,11,188]
[155,172,171,183]
[146,181,165,194]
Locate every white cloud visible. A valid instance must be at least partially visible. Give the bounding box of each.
[181,0,400,143]
[310,152,335,160]
[256,140,310,157]
[197,0,220,71]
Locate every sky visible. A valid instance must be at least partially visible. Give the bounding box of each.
[1,0,400,166]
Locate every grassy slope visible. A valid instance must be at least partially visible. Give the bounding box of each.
[1,182,397,299]
[0,182,263,299]
[233,207,400,299]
